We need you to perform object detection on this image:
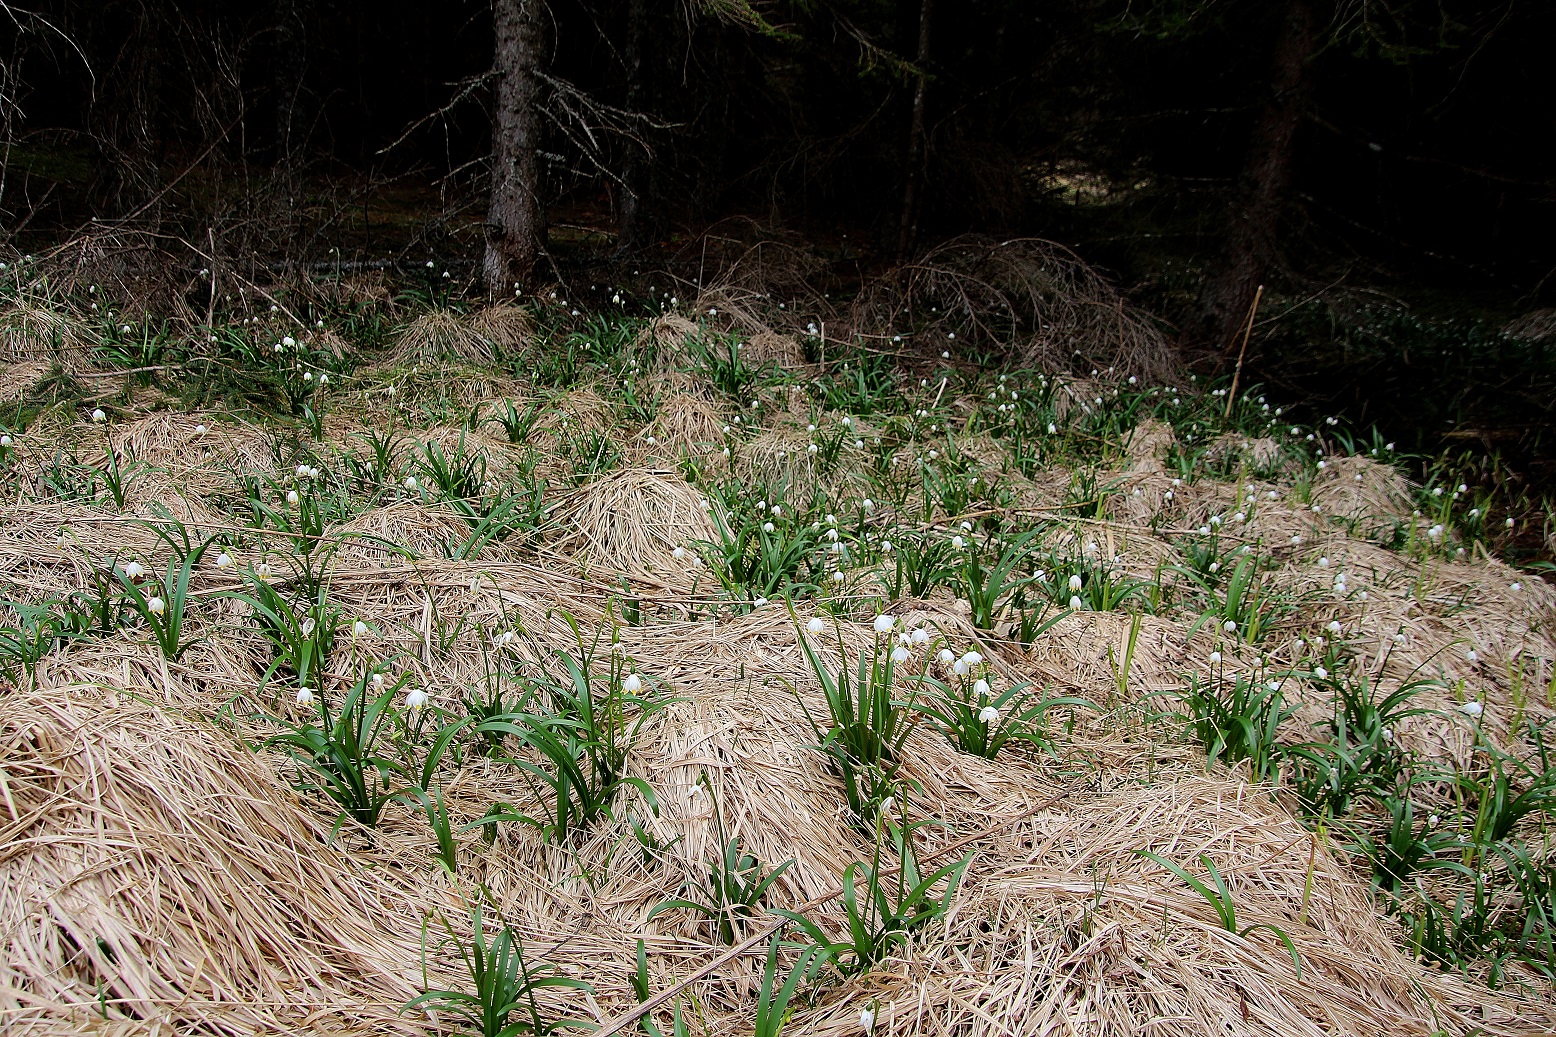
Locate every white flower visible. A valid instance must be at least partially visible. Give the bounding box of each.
[962,652,983,667]
[1209,651,1221,664]
[404,476,419,490]
[862,498,874,511]
[1511,582,1522,592]
[91,408,107,423]
[286,490,299,504]
[124,561,145,579]
[832,571,845,583]
[319,374,329,386]
[860,1006,876,1034]
[978,705,999,724]
[1381,727,1394,742]
[1327,621,1342,634]
[808,617,826,634]
[753,596,769,607]
[937,649,956,666]
[372,672,385,688]
[623,673,643,693]
[1460,700,1483,718]
[881,540,893,553]
[1047,423,1058,434]
[1223,620,1237,633]
[0,435,9,448]
[296,686,314,705]
[890,646,910,664]
[1466,649,1478,663]
[147,596,165,615]
[973,678,990,696]
[1317,557,1329,568]
[763,522,775,533]
[406,688,429,710]
[353,620,368,637]
[216,552,233,570]
[951,535,964,549]
[1069,595,1082,609]
[1068,574,1083,592]
[1393,632,1407,644]
[873,615,896,634]
[911,628,929,644]
[1314,666,1329,679]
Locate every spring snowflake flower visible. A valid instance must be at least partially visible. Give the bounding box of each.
[1314,666,1329,679]
[1381,727,1394,742]
[973,678,990,696]
[286,490,299,504]
[763,522,775,533]
[1327,620,1342,634]
[1460,700,1483,718]
[1511,582,1522,592]
[1209,651,1221,664]
[296,686,313,705]
[808,617,826,634]
[754,596,769,607]
[353,620,368,637]
[623,673,643,693]
[1047,423,1058,434]
[1069,595,1083,609]
[404,476,418,490]
[1223,620,1238,633]
[862,498,874,511]
[978,705,999,724]
[1466,649,1479,663]
[832,571,845,583]
[953,659,971,676]
[91,408,107,423]
[961,651,983,667]
[911,627,929,644]
[147,596,165,615]
[1068,574,1083,592]
[406,688,429,710]
[216,551,233,569]
[873,615,896,634]
[951,535,964,549]
[890,645,910,664]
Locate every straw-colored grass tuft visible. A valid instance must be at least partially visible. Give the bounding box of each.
[0,687,436,1034]
[390,304,530,364]
[548,468,717,579]
[636,314,702,368]
[0,297,91,373]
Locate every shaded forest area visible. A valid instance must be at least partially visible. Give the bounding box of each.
[3,0,1554,501]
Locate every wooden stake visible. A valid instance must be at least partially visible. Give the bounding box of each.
[1225,284,1264,421]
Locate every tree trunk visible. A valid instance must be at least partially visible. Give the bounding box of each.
[615,0,650,255]
[895,0,934,263]
[1190,0,1317,352]
[485,0,546,293]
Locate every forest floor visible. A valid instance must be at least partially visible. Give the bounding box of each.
[3,271,1556,1036]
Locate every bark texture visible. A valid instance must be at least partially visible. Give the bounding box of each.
[485,0,546,292]
[1191,0,1318,351]
[896,0,935,263]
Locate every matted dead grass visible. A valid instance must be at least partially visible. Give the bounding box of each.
[6,369,1556,1035]
[389,304,531,365]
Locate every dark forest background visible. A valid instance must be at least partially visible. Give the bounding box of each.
[2,0,1554,484]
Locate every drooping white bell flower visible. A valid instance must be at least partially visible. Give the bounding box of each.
[623,673,643,693]
[406,688,429,710]
[1460,700,1483,718]
[124,561,145,580]
[978,705,999,724]
[873,615,895,634]
[807,617,825,634]
[147,596,165,615]
[92,408,107,423]
[890,646,910,664]
[296,686,314,705]
[973,679,990,696]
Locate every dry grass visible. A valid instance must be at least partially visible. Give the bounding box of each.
[6,350,1556,1037]
[390,304,531,365]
